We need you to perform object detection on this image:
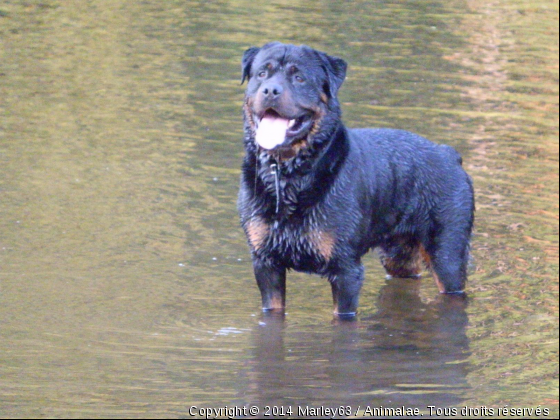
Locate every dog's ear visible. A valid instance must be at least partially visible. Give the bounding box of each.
[241,47,260,84]
[317,52,347,98]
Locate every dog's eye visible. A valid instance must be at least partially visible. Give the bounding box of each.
[258,70,267,79]
[294,75,305,83]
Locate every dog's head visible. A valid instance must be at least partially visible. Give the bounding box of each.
[241,42,347,158]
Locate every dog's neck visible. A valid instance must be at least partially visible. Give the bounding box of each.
[245,123,348,219]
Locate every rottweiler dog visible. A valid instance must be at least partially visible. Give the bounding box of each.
[238,42,475,317]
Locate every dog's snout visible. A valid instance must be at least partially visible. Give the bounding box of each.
[262,83,283,98]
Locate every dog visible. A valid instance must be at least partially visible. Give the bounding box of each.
[238,42,475,317]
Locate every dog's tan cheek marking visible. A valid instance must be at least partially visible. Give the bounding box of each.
[320,92,329,104]
[244,98,256,128]
[309,106,326,138]
[246,218,270,251]
[308,230,335,262]
[291,139,309,154]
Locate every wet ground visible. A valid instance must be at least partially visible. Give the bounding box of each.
[0,0,558,417]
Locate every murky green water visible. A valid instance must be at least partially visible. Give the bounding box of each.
[0,0,558,418]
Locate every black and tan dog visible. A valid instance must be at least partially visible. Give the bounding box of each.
[238,42,475,317]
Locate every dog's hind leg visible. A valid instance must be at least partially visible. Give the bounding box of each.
[379,237,424,279]
[424,230,470,294]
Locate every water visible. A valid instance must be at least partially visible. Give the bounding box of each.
[0,0,558,417]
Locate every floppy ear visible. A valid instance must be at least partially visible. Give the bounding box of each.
[241,47,260,84]
[317,52,347,98]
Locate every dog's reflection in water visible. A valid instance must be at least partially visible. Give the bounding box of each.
[243,279,469,411]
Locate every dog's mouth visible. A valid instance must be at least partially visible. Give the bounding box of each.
[254,109,314,150]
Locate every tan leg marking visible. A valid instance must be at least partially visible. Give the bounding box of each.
[419,245,446,292]
[267,296,284,310]
[246,218,269,251]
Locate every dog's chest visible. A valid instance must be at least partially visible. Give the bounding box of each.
[245,215,335,270]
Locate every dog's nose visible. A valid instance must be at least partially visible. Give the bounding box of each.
[262,83,283,98]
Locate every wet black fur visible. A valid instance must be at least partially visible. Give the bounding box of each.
[238,42,475,317]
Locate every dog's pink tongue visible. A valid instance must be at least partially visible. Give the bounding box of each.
[256,115,290,150]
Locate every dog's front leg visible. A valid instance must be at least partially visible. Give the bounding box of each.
[330,263,364,318]
[252,258,286,312]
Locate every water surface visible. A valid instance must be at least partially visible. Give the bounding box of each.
[0,0,558,417]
